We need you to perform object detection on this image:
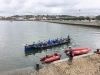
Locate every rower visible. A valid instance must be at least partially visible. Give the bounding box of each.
[32,42,37,47]
[53,39,56,44]
[48,39,50,45]
[32,42,35,46]
[55,38,58,43]
[63,38,65,42]
[60,37,63,43]
[43,40,47,47]
[50,40,53,45]
[37,40,42,47]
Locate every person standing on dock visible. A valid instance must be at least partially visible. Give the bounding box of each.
[67,46,74,65]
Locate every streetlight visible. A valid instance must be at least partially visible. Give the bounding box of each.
[79,10,81,17]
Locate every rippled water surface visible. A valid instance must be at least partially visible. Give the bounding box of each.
[0,21,100,72]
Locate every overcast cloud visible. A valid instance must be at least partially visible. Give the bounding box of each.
[0,0,100,16]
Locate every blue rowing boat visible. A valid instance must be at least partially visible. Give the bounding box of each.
[24,36,70,51]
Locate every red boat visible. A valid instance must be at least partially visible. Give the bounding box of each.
[40,53,60,61]
[44,55,60,63]
[64,48,91,55]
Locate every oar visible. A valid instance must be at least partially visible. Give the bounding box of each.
[36,44,44,51]
[39,46,44,51]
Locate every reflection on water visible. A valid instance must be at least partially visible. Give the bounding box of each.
[25,49,46,56]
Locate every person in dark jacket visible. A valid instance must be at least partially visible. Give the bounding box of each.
[67,46,74,65]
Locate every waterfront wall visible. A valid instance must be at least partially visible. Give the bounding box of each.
[42,20,100,27]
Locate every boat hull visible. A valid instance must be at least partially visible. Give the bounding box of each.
[44,55,60,63]
[64,48,91,55]
[40,53,60,61]
[25,38,70,51]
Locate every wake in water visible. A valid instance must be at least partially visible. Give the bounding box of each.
[69,38,80,47]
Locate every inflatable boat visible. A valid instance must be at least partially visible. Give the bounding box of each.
[64,47,91,55]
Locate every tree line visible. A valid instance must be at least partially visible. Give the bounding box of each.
[1,15,100,21]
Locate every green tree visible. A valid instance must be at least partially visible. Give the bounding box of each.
[85,17,90,21]
[96,15,100,20]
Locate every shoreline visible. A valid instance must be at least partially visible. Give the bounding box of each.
[42,20,100,27]
[1,20,100,27]
[0,53,100,75]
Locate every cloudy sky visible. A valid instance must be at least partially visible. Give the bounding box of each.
[0,0,100,16]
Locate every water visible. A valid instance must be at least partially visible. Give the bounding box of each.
[0,21,100,72]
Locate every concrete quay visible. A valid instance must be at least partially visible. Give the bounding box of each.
[42,20,100,27]
[0,53,100,75]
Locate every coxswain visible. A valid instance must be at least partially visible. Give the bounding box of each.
[67,35,70,41]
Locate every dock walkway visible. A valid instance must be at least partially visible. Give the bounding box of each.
[42,20,100,27]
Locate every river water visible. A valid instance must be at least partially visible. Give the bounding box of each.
[0,21,100,72]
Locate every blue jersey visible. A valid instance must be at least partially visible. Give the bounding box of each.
[38,43,42,47]
[43,42,47,46]
[48,40,50,44]
[53,40,55,44]
[50,40,53,45]
[60,38,63,42]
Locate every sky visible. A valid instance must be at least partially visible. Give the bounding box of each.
[0,0,100,16]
